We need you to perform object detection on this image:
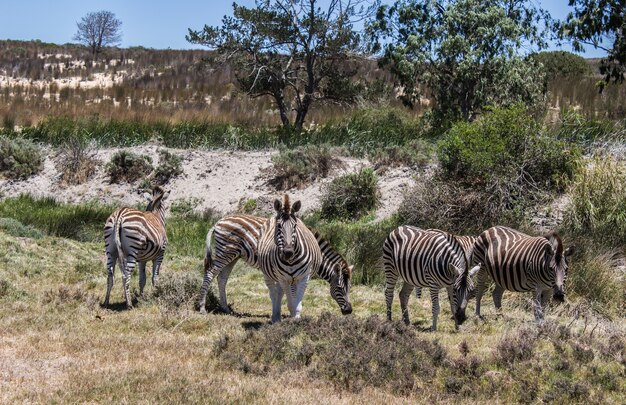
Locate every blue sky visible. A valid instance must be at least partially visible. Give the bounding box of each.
[0,1,607,57]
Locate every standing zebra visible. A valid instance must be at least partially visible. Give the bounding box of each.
[197,212,353,315]
[103,186,170,309]
[383,226,480,331]
[472,226,574,320]
[259,195,321,322]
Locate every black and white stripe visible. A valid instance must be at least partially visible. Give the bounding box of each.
[382,226,480,330]
[258,196,321,322]
[472,226,574,320]
[103,187,170,309]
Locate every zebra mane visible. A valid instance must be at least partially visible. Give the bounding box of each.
[147,186,166,212]
[282,194,291,214]
[544,231,564,264]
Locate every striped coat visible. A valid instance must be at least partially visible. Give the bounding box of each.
[472,226,574,320]
[383,226,479,330]
[197,213,353,315]
[257,196,322,322]
[103,187,170,309]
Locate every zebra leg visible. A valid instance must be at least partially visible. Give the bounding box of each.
[104,248,117,307]
[216,261,237,313]
[492,284,505,317]
[415,287,422,299]
[138,262,147,296]
[122,256,137,309]
[475,268,489,319]
[446,285,456,323]
[265,278,284,323]
[198,258,230,314]
[291,277,309,319]
[151,251,164,289]
[429,286,440,331]
[399,282,414,325]
[384,267,399,321]
[533,287,546,321]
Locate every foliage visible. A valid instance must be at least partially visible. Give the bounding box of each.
[370,139,434,172]
[0,217,44,239]
[553,110,621,150]
[320,168,379,220]
[269,144,343,190]
[56,137,99,186]
[0,135,43,179]
[531,51,593,82]
[73,10,122,56]
[152,149,184,186]
[368,0,550,122]
[106,150,153,184]
[187,0,375,130]
[561,0,626,89]
[564,155,626,244]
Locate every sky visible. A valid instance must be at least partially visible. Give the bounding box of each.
[0,0,608,57]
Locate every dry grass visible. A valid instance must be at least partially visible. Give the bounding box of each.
[0,230,624,404]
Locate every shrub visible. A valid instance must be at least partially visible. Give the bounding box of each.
[0,135,43,179]
[56,137,99,186]
[320,168,379,221]
[494,327,538,366]
[564,155,626,244]
[370,139,434,172]
[269,144,343,190]
[106,150,153,184]
[151,271,204,310]
[143,149,184,186]
[531,51,593,82]
[553,110,621,149]
[0,217,44,239]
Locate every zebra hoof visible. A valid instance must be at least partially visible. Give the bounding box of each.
[199,307,207,314]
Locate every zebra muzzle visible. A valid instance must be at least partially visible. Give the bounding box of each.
[341,303,353,315]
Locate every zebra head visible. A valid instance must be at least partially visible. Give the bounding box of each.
[144,186,171,222]
[330,262,353,315]
[545,233,575,303]
[273,195,301,263]
[453,263,481,326]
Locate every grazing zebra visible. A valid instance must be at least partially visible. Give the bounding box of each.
[103,186,170,309]
[383,226,480,331]
[259,195,322,322]
[472,226,574,320]
[197,212,352,316]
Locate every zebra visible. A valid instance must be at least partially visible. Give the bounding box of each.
[197,211,352,317]
[382,226,480,331]
[257,195,322,322]
[472,226,574,320]
[103,186,170,309]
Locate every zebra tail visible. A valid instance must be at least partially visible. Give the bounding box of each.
[203,227,215,273]
[114,214,125,271]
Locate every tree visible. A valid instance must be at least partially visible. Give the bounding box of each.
[367,0,550,123]
[73,10,122,57]
[187,0,376,131]
[561,0,626,90]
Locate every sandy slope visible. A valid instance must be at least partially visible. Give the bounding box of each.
[0,145,417,218]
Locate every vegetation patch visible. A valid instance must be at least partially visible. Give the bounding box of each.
[56,137,99,186]
[0,135,44,179]
[370,139,434,172]
[268,144,343,190]
[106,150,153,184]
[320,167,379,221]
[0,217,44,239]
[152,149,184,186]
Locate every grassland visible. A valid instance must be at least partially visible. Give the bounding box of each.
[0,222,624,404]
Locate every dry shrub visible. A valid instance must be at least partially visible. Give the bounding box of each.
[150,271,215,311]
[152,149,183,185]
[57,138,99,186]
[494,326,538,366]
[269,144,343,190]
[106,150,153,183]
[215,313,446,394]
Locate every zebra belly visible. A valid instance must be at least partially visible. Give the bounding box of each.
[486,265,534,292]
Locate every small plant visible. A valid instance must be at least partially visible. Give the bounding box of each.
[170,197,204,217]
[0,217,44,239]
[494,327,538,366]
[56,137,99,186]
[240,198,257,214]
[269,144,343,190]
[0,135,44,179]
[370,139,434,172]
[106,150,153,184]
[152,149,183,185]
[320,168,379,220]
[151,271,204,310]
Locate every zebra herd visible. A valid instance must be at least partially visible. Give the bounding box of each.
[104,186,574,330]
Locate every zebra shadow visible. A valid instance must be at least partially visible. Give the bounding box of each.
[100,300,136,312]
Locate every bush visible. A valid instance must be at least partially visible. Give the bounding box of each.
[106,150,153,184]
[269,144,343,190]
[151,271,204,310]
[320,168,379,221]
[531,51,593,82]
[564,155,626,244]
[56,137,99,186]
[0,135,44,179]
[0,217,43,239]
[370,139,434,172]
[152,149,183,185]
[553,111,621,149]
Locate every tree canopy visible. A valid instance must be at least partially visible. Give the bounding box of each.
[73,10,122,57]
[187,0,376,131]
[367,0,550,123]
[561,0,626,90]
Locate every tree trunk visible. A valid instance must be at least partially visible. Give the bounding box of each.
[274,90,291,129]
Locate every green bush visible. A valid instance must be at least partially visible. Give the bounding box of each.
[370,139,434,172]
[269,144,343,190]
[531,51,592,82]
[320,168,379,221]
[106,150,153,184]
[553,110,623,150]
[0,217,44,239]
[564,155,626,244]
[0,135,43,179]
[152,149,183,185]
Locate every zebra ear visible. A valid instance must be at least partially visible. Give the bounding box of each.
[292,200,301,213]
[142,192,152,201]
[564,246,575,257]
[274,199,282,213]
[162,190,171,200]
